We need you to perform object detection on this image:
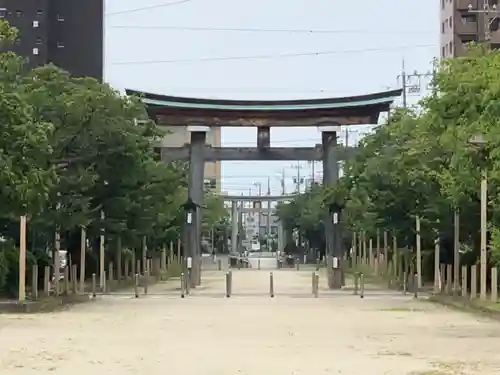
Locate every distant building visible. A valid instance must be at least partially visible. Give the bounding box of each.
[155,126,222,192]
[259,212,279,237]
[440,0,500,59]
[0,0,104,80]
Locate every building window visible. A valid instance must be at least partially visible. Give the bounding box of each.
[32,47,39,55]
[57,14,65,22]
[448,41,453,54]
[33,20,39,28]
[0,8,6,19]
[56,41,64,48]
[15,10,22,17]
[442,46,446,57]
[461,35,477,48]
[461,14,476,23]
[35,37,42,45]
[441,0,444,9]
[449,16,452,27]
[37,10,43,16]
[441,21,445,33]
[204,179,217,191]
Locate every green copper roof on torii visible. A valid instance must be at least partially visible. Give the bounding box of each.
[126,89,402,112]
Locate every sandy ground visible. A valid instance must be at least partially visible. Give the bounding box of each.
[1,264,500,375]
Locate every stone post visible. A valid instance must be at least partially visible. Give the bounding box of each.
[461,265,467,298]
[470,265,477,299]
[31,264,38,300]
[491,268,498,302]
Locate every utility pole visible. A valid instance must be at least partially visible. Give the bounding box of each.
[397,59,408,108]
[280,168,286,195]
[291,163,304,193]
[397,59,435,108]
[253,182,262,241]
[307,161,316,185]
[266,177,271,245]
[397,62,434,288]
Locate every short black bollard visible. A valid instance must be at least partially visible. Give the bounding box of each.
[134,273,139,298]
[225,271,231,297]
[403,271,407,295]
[353,272,359,295]
[314,273,319,298]
[92,273,97,298]
[413,273,418,299]
[296,260,300,271]
[311,271,316,296]
[269,272,275,297]
[258,259,261,270]
[218,259,222,271]
[180,272,185,298]
[185,269,190,295]
[360,273,365,299]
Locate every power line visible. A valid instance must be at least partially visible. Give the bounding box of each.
[109,25,434,35]
[223,131,371,145]
[106,0,193,16]
[221,172,323,180]
[110,44,436,65]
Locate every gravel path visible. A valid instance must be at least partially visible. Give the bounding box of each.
[1,268,500,375]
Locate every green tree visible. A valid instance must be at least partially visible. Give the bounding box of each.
[277,46,500,275]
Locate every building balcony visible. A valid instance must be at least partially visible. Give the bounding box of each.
[456,20,479,34]
[457,0,478,10]
[489,29,500,43]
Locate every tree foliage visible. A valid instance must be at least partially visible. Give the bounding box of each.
[276,45,500,269]
[0,21,228,296]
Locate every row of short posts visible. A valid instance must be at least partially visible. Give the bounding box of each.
[91,265,152,299]
[223,268,301,297]
[28,254,175,301]
[353,271,418,299]
[401,271,419,298]
[36,264,79,298]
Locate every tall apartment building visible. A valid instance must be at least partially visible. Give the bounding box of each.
[441,0,500,59]
[0,0,103,80]
[156,126,222,192]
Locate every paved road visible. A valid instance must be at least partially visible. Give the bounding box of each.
[1,268,500,375]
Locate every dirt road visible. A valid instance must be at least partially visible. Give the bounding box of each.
[1,268,499,374]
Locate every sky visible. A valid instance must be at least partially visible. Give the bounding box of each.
[104,0,439,197]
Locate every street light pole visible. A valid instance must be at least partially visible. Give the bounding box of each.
[253,182,262,240]
[480,166,488,300]
[469,134,488,301]
[266,177,271,238]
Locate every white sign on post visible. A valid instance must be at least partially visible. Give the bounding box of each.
[333,213,338,224]
[186,212,192,224]
[332,257,339,269]
[187,257,192,269]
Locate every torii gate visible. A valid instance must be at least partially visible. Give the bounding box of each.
[127,88,402,289]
